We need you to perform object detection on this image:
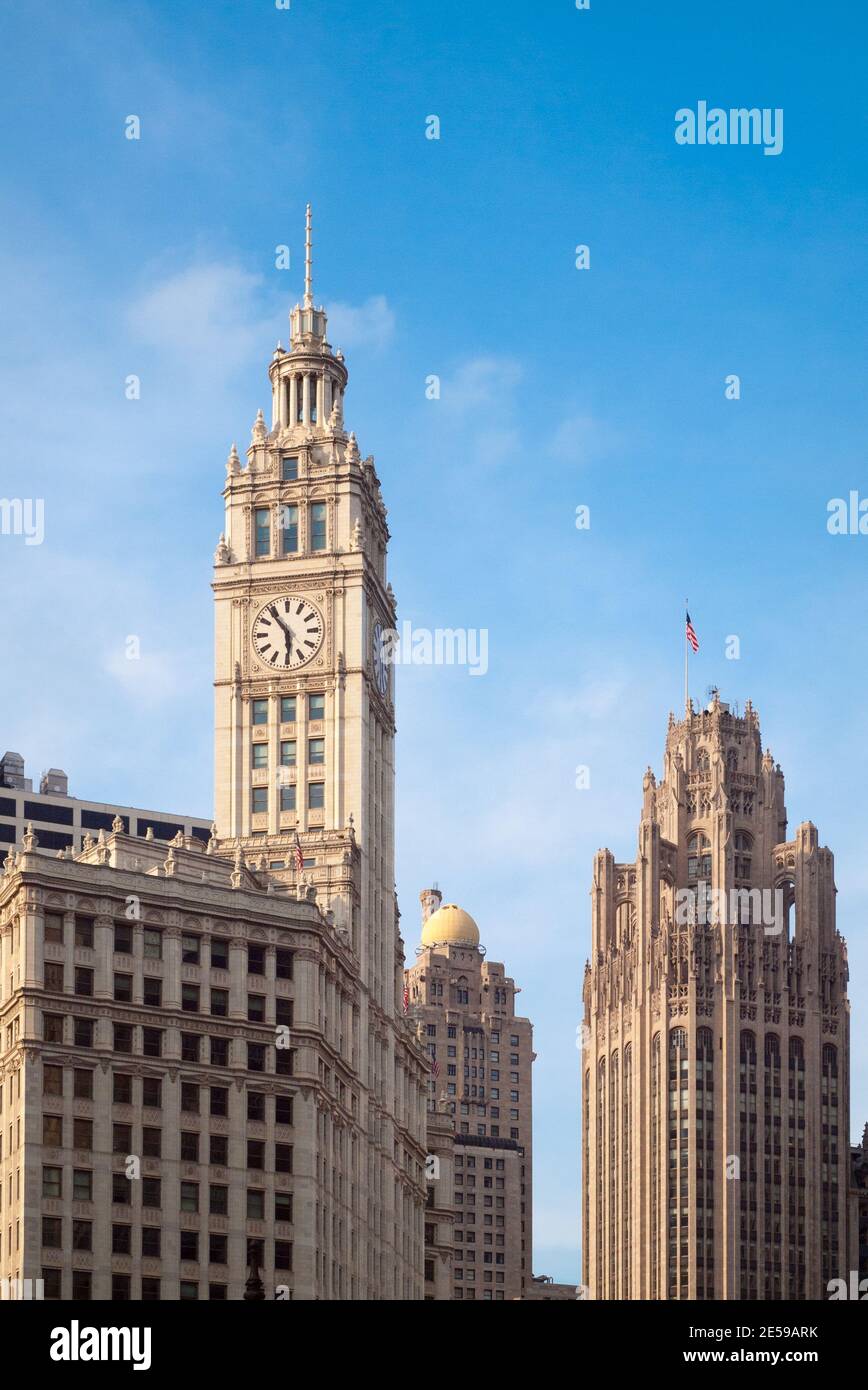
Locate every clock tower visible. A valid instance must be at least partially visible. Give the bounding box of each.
[213,204,397,1003]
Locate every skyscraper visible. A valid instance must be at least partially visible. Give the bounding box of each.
[407,889,533,1299]
[582,694,852,1300]
[0,210,429,1301]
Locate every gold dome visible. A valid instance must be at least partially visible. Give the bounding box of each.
[421,903,480,948]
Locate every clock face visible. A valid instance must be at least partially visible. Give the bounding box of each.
[252,596,325,670]
[372,619,388,696]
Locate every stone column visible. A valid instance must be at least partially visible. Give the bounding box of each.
[302,373,311,426]
[229,937,247,1021]
[93,917,113,1000]
[289,374,298,425]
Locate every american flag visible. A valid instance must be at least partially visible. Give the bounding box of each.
[293,830,304,874]
[432,1058,441,1079]
[685,611,699,653]
[402,983,409,1015]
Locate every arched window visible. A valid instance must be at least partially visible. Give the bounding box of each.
[734,831,752,882]
[687,834,711,883]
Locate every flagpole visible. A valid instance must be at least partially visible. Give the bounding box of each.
[684,597,689,713]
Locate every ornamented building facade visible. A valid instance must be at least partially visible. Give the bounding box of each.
[0,210,429,1301]
[582,695,852,1300]
[407,890,533,1300]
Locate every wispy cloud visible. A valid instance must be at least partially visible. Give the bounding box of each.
[329,294,396,351]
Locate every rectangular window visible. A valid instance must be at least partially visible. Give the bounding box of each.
[275,1143,293,1174]
[181,1033,200,1063]
[181,983,199,1013]
[247,1190,265,1220]
[279,740,296,766]
[43,1013,64,1042]
[308,737,325,765]
[251,787,268,815]
[74,967,93,996]
[142,1028,162,1058]
[280,696,296,724]
[247,994,266,1023]
[112,1172,130,1205]
[210,1086,228,1117]
[210,1134,228,1166]
[42,1166,62,1199]
[210,1233,228,1264]
[112,1123,132,1154]
[247,1043,266,1072]
[113,1072,132,1104]
[252,742,268,769]
[247,1091,266,1122]
[142,1177,161,1207]
[210,1184,228,1216]
[112,1274,131,1302]
[180,1181,198,1213]
[72,1220,92,1251]
[275,1191,293,1222]
[181,1082,199,1114]
[114,973,132,1003]
[74,917,94,948]
[73,1118,92,1149]
[310,502,327,551]
[210,1037,229,1067]
[72,1170,93,1202]
[279,785,296,813]
[254,508,271,557]
[112,1224,132,1255]
[281,504,299,554]
[74,1018,94,1048]
[143,929,162,960]
[281,456,298,481]
[211,937,229,969]
[275,1240,293,1271]
[73,1069,93,1100]
[142,1077,161,1108]
[211,988,229,1017]
[181,934,200,964]
[275,1096,293,1127]
[275,949,293,981]
[252,699,268,726]
[143,977,162,1008]
[180,1132,199,1163]
[43,1065,63,1097]
[308,783,325,810]
[44,961,64,991]
[44,913,64,944]
[248,945,265,975]
[142,1227,161,1259]
[114,922,133,954]
[308,693,325,722]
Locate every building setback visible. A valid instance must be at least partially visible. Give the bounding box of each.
[582,694,855,1300]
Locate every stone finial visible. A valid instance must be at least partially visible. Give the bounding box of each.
[145,826,154,841]
[112,815,124,833]
[252,408,267,442]
[346,432,360,462]
[349,518,363,551]
[214,533,231,565]
[226,443,241,476]
[82,832,95,852]
[22,823,37,853]
[172,830,185,847]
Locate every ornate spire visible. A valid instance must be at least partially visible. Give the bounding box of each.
[304,202,314,309]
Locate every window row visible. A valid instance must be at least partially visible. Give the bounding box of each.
[42,1068,294,1123]
[41,1218,294,1272]
[252,694,324,725]
[252,738,324,767]
[252,783,324,813]
[45,919,293,977]
[41,1016,294,1072]
[255,503,326,557]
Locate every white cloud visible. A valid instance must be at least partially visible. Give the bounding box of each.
[103,643,188,709]
[441,355,523,414]
[547,412,620,467]
[328,294,396,351]
[126,262,272,372]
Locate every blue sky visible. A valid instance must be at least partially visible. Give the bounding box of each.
[1,0,867,1284]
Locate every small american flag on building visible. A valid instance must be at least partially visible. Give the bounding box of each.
[432,1058,441,1079]
[402,983,409,1015]
[685,611,699,653]
[293,830,304,874]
